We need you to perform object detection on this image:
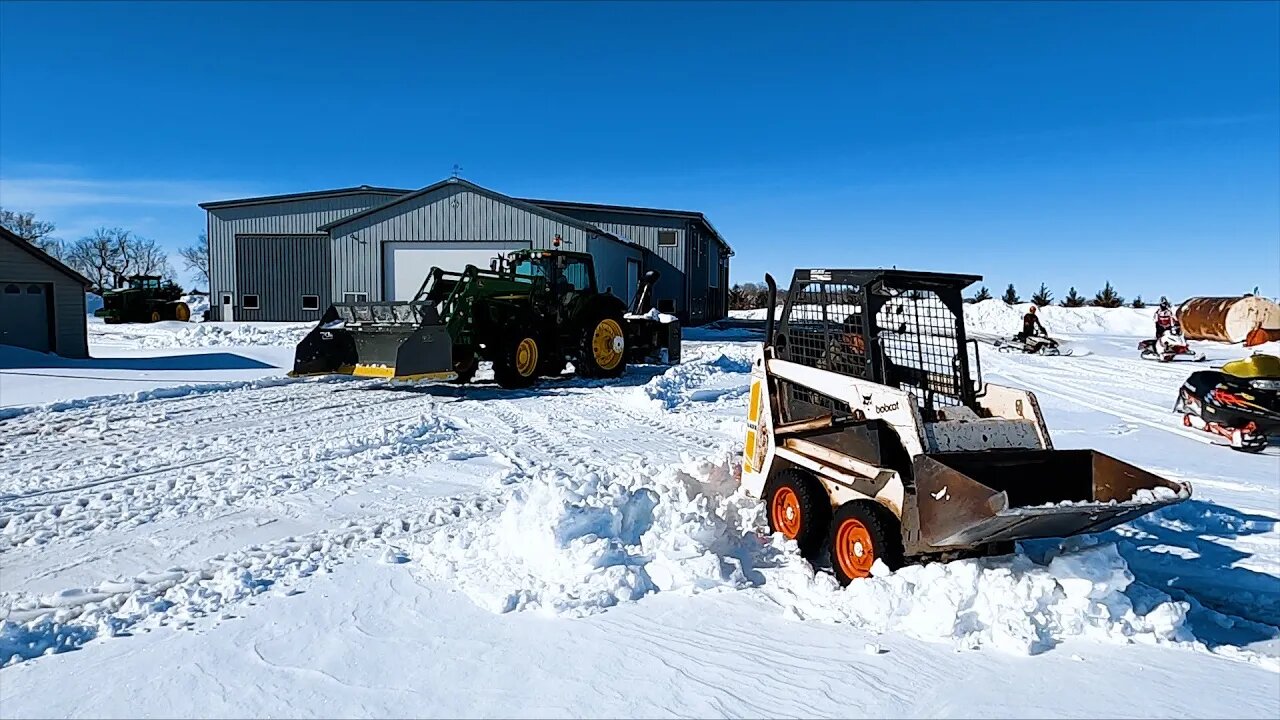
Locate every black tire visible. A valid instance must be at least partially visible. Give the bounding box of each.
[762,469,831,559]
[828,500,904,586]
[576,310,627,379]
[450,348,478,385]
[492,333,541,389]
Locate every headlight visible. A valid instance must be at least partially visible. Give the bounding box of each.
[1251,379,1280,391]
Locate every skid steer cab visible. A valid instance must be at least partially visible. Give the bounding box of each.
[741,268,1189,584]
[290,247,681,389]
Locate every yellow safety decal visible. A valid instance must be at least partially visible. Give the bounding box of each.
[747,381,761,424]
[743,429,757,474]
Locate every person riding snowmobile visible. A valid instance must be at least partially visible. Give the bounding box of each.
[1016,305,1047,343]
[1155,297,1176,340]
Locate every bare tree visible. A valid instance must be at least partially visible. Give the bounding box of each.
[180,232,210,288]
[0,207,61,258]
[129,236,174,277]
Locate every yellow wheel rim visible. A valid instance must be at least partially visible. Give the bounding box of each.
[591,319,625,370]
[150,311,161,322]
[515,338,538,377]
[175,303,190,322]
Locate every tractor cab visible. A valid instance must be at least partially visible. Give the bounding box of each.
[128,275,163,291]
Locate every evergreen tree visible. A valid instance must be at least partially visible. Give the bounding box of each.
[968,285,992,303]
[1001,284,1020,305]
[1090,281,1125,308]
[1031,283,1053,307]
[1061,287,1086,307]
[1131,295,1145,309]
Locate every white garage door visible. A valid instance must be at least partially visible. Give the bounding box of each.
[383,241,531,300]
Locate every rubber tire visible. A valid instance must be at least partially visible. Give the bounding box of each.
[762,469,831,560]
[173,302,191,322]
[450,349,478,385]
[493,334,541,390]
[576,310,627,379]
[828,500,904,586]
[1230,438,1268,454]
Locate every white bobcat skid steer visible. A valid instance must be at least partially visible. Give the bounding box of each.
[740,269,1189,584]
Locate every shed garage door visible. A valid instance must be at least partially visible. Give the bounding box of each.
[383,241,530,300]
[0,282,52,352]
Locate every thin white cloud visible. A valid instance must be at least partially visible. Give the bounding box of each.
[0,176,255,210]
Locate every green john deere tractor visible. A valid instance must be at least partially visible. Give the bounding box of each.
[291,248,681,388]
[95,275,191,324]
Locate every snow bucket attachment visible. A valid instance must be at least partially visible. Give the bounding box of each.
[914,449,1188,548]
[290,302,456,381]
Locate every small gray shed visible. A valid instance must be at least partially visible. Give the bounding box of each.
[0,227,91,357]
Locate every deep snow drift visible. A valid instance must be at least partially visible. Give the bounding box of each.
[0,317,1277,717]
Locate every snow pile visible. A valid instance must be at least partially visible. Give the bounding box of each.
[409,454,763,616]
[635,347,753,409]
[89,320,312,349]
[966,300,1156,337]
[765,542,1194,656]
[85,293,103,315]
[180,294,211,321]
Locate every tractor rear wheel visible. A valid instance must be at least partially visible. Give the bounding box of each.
[493,334,541,389]
[576,312,627,379]
[173,302,191,322]
[828,501,904,585]
[762,469,831,559]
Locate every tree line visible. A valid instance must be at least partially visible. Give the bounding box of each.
[971,281,1136,308]
[728,278,1151,310]
[1,208,208,295]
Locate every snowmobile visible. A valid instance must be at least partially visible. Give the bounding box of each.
[1138,327,1205,363]
[995,333,1071,357]
[1174,353,1280,453]
[739,269,1189,585]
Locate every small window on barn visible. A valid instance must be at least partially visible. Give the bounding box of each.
[658,230,678,247]
[242,294,260,310]
[302,295,320,311]
[4,284,19,294]
[343,292,368,303]
[221,294,233,306]
[27,285,43,294]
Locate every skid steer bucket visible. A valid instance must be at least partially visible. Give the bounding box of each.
[290,302,455,381]
[914,449,1188,548]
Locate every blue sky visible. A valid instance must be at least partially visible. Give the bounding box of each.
[1,1,1276,300]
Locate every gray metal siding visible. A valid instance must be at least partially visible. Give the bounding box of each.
[207,192,399,321]
[0,236,88,357]
[541,207,688,273]
[234,235,331,322]
[327,185,599,300]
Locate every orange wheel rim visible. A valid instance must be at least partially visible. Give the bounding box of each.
[770,487,802,539]
[835,518,875,579]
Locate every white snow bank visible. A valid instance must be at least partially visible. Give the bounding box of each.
[89,319,312,349]
[966,300,1156,337]
[732,302,1159,338]
[635,346,753,409]
[180,294,211,321]
[408,454,762,616]
[762,540,1194,656]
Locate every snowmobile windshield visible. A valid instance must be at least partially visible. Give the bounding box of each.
[1224,355,1280,379]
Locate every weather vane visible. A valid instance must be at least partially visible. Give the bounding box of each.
[452,164,463,179]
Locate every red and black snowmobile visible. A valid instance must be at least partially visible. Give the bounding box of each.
[1175,354,1280,453]
[1138,326,1205,363]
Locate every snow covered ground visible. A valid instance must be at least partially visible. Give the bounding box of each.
[0,314,1277,718]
